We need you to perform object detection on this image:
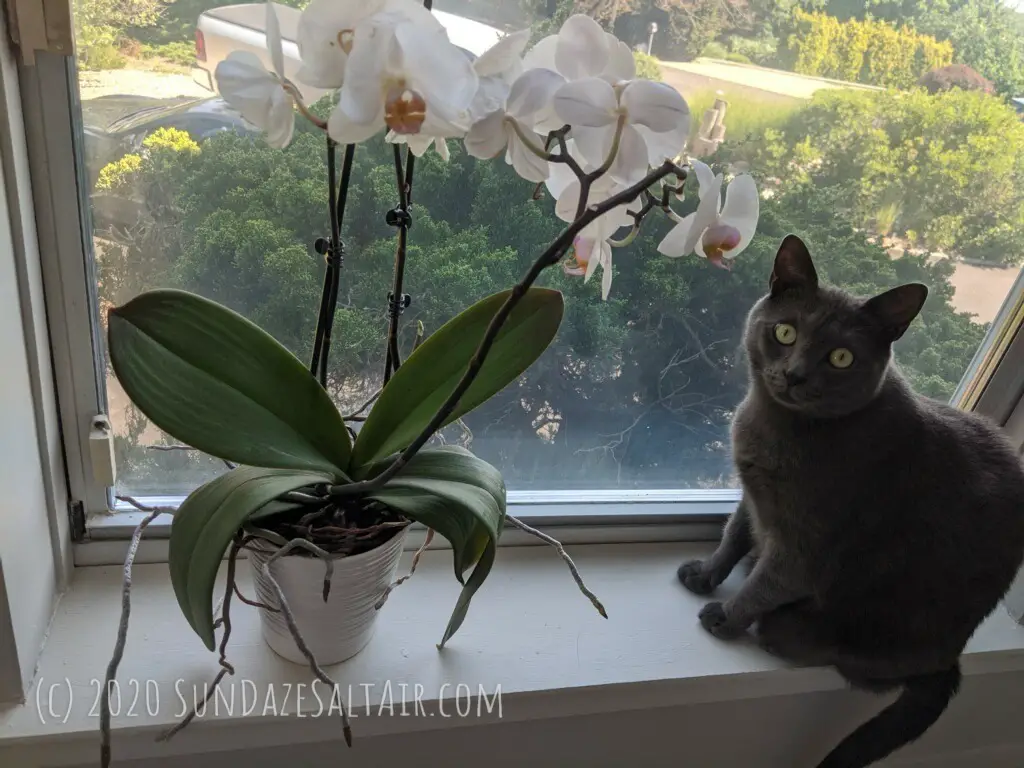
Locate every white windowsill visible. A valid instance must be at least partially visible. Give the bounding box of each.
[4,543,1024,765]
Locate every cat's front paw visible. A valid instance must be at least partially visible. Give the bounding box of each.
[678,560,716,595]
[699,602,747,640]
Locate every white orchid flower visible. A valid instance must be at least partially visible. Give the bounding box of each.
[547,157,633,299]
[553,77,690,185]
[214,2,295,148]
[546,142,633,235]
[328,14,479,145]
[523,19,636,82]
[565,236,617,300]
[386,131,451,161]
[600,32,637,85]
[464,67,566,183]
[295,0,443,89]
[393,27,532,163]
[657,160,760,269]
[467,27,533,120]
[474,27,532,82]
[523,15,609,82]
[521,15,638,134]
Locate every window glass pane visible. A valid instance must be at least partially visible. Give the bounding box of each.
[73,0,1023,501]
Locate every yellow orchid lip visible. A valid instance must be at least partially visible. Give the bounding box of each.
[563,236,594,277]
[337,29,355,54]
[384,87,427,135]
[703,247,730,270]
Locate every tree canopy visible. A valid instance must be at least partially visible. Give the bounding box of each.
[814,0,1024,96]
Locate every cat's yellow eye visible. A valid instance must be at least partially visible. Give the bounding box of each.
[830,348,855,369]
[774,323,798,346]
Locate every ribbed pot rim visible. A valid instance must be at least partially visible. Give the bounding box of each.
[244,522,410,562]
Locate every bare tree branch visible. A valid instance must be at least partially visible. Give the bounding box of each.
[678,315,725,374]
[343,388,383,421]
[144,444,236,471]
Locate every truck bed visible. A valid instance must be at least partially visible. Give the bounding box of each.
[204,3,300,41]
[193,2,504,105]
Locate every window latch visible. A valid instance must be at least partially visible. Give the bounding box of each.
[3,0,74,66]
[90,414,117,488]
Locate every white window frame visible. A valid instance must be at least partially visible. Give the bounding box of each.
[0,19,75,703]
[18,48,108,528]
[956,267,1024,447]
[955,268,1024,622]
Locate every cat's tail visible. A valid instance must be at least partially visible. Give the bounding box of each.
[815,664,961,768]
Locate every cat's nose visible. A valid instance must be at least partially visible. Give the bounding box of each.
[785,369,808,387]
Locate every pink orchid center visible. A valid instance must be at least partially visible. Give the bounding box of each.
[701,223,741,266]
[572,236,595,266]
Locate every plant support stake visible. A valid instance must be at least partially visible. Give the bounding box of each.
[384,145,416,384]
[310,139,356,388]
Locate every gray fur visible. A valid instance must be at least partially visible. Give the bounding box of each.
[679,235,1024,766]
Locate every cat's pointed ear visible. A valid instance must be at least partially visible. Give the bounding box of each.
[862,284,928,342]
[770,235,818,296]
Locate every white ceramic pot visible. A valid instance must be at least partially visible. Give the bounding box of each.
[248,528,407,665]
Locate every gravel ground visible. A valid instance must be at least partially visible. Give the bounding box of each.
[943,261,1020,324]
[78,67,210,102]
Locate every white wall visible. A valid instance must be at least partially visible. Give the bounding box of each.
[0,8,69,700]
[67,671,1024,768]
[0,141,62,701]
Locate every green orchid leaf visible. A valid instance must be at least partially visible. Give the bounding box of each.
[108,289,351,475]
[352,288,563,467]
[249,499,306,521]
[366,447,505,646]
[440,540,496,649]
[169,467,334,650]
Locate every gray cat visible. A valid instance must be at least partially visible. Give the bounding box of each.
[679,235,1024,768]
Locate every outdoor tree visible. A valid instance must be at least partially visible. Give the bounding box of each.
[779,9,953,88]
[815,0,1024,96]
[128,0,308,45]
[521,0,753,57]
[914,0,1024,97]
[73,0,164,67]
[743,87,1024,264]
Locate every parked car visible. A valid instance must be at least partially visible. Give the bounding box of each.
[192,2,507,104]
[83,96,256,233]
[83,95,255,185]
[84,1,512,232]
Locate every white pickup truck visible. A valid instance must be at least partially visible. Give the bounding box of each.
[191,2,510,104]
